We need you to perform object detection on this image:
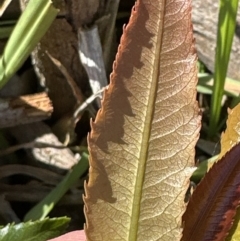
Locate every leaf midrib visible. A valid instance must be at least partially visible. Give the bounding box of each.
[128,2,166,240]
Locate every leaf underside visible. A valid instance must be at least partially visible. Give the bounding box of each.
[182,143,240,241]
[84,0,200,240]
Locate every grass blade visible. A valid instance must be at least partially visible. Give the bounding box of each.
[209,0,239,137]
[0,0,58,88]
[24,152,89,221]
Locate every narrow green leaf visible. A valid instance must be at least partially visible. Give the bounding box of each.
[24,153,89,221]
[0,217,70,241]
[197,73,240,97]
[209,0,239,137]
[0,0,58,88]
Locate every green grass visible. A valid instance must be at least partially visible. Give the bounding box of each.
[0,0,58,88]
[24,153,89,221]
[208,0,239,138]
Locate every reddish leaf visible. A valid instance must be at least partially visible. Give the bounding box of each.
[182,143,240,241]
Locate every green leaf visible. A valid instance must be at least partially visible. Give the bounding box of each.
[209,0,239,137]
[197,73,240,97]
[0,217,70,241]
[0,0,58,88]
[24,152,89,221]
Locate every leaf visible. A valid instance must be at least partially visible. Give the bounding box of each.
[218,104,240,160]
[24,153,89,221]
[191,104,240,184]
[184,103,240,240]
[217,103,240,240]
[226,211,240,241]
[84,0,200,240]
[197,73,240,97]
[181,143,240,241]
[0,0,58,88]
[209,0,239,137]
[0,217,70,241]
